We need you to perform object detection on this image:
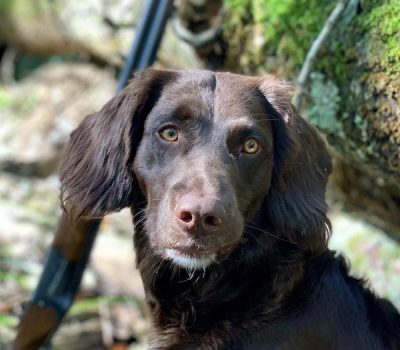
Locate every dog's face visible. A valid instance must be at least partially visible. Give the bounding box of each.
[60,69,332,270]
[134,72,274,268]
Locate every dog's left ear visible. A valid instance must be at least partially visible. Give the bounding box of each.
[258,76,332,253]
[60,69,177,220]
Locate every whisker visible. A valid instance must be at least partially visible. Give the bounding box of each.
[244,230,269,250]
[132,208,147,220]
[235,196,252,205]
[244,223,299,246]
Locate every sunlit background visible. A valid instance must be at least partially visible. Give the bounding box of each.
[0,0,399,349]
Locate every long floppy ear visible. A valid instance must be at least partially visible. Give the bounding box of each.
[258,76,332,253]
[60,69,177,220]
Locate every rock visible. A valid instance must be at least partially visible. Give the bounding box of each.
[0,171,141,296]
[329,209,400,309]
[91,209,145,300]
[213,0,400,237]
[0,173,60,259]
[0,62,116,176]
[0,0,202,69]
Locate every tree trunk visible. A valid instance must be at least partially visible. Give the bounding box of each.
[202,0,400,235]
[0,0,143,65]
[0,0,200,69]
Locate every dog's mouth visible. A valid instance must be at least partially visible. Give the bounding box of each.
[148,200,245,269]
[165,248,216,269]
[161,239,239,269]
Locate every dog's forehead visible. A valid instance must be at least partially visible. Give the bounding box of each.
[214,72,264,120]
[157,71,265,123]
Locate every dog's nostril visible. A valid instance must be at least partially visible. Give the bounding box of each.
[179,211,193,223]
[204,215,222,227]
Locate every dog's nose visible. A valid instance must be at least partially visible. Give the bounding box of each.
[175,193,225,233]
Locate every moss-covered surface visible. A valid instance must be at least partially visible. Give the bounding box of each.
[223,0,400,176]
[313,0,400,176]
[222,1,400,235]
[224,0,335,76]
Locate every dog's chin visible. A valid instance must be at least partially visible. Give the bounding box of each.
[150,223,243,270]
[165,248,216,269]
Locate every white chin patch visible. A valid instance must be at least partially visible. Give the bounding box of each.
[165,249,216,269]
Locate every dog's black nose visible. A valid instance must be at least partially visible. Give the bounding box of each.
[175,192,225,234]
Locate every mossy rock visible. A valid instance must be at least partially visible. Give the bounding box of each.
[220,0,400,235]
[223,0,399,176]
[223,0,335,76]
[312,0,400,176]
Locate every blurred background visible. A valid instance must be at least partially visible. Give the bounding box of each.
[0,0,399,349]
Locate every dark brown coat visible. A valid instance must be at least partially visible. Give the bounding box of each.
[60,69,400,349]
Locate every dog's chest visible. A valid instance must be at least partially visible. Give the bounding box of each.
[147,296,288,350]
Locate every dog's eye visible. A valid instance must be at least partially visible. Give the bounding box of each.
[242,138,260,154]
[159,127,178,142]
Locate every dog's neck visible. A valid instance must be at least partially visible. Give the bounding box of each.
[134,223,309,332]
[130,201,330,348]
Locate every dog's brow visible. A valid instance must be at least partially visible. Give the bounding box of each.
[173,104,197,120]
[227,117,257,128]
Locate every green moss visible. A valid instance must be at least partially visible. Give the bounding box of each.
[224,0,335,75]
[223,0,399,174]
[224,0,400,88]
[360,0,400,75]
[303,0,400,172]
[224,0,400,75]
[320,0,400,80]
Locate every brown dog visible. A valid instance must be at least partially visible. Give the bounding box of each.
[60,69,400,349]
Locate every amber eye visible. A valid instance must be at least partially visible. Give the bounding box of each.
[242,138,260,154]
[159,127,178,142]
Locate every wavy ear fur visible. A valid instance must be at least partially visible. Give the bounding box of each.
[60,69,177,220]
[258,76,332,253]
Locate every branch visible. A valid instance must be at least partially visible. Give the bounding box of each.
[293,0,348,110]
[0,45,17,86]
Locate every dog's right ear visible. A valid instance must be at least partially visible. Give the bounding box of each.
[257,75,332,253]
[60,69,177,220]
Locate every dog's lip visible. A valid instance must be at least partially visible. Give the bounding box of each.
[171,245,207,256]
[165,248,216,269]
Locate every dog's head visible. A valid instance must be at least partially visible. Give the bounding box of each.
[61,69,331,269]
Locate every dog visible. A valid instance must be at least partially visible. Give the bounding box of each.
[60,69,400,349]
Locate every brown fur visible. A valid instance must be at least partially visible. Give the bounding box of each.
[60,69,400,349]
